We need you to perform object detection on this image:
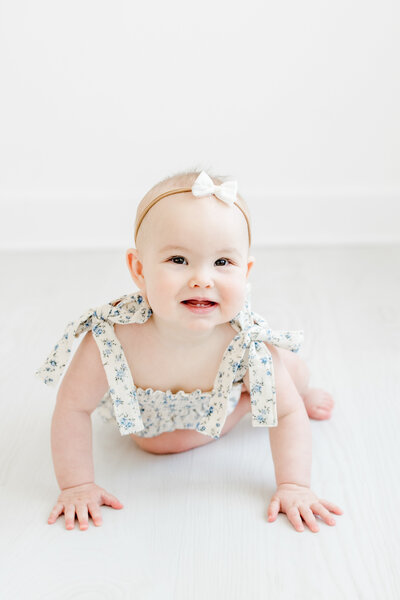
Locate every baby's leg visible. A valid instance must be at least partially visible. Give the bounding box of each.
[131,391,251,455]
[277,348,334,420]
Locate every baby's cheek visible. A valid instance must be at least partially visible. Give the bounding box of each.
[147,272,178,309]
[224,280,247,315]
[154,272,180,295]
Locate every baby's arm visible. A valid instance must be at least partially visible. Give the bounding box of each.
[258,344,343,532]
[267,345,312,488]
[47,331,124,530]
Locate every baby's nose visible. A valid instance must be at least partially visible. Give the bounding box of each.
[189,277,214,288]
[189,267,214,288]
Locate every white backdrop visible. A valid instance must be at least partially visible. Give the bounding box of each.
[0,0,399,249]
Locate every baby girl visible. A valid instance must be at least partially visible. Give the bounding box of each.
[36,169,343,533]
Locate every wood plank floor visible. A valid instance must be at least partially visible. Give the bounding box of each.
[1,245,399,600]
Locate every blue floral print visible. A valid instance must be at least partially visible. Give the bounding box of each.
[35,284,304,439]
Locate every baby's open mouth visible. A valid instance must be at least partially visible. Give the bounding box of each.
[181,300,217,307]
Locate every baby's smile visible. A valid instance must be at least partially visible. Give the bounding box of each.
[180,297,218,314]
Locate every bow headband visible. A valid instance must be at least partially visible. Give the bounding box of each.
[134,170,251,245]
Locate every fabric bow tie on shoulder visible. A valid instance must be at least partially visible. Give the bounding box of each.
[35,295,153,435]
[191,170,238,206]
[35,289,304,438]
[193,300,304,439]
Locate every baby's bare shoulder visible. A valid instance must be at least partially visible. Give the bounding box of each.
[57,330,109,413]
[114,321,150,351]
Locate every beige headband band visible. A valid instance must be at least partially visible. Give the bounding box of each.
[134,187,252,246]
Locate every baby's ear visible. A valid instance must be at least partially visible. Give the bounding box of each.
[126,248,146,290]
[246,255,255,278]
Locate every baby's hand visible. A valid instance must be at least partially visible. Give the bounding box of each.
[47,482,124,530]
[267,483,343,533]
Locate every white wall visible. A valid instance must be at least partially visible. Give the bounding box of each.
[1,0,399,249]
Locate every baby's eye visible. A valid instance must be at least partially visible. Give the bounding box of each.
[215,258,231,267]
[169,256,187,265]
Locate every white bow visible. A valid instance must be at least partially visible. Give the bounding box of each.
[192,170,238,206]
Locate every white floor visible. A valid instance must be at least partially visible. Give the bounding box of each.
[1,245,400,600]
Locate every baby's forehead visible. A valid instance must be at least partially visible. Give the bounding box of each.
[136,198,247,260]
[149,194,247,241]
[153,191,243,223]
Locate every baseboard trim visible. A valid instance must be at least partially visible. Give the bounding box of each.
[1,191,399,249]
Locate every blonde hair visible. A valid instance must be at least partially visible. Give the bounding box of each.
[134,169,252,247]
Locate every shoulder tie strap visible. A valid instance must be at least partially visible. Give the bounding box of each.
[35,293,152,436]
[195,314,304,438]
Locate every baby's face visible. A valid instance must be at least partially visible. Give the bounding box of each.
[127,193,254,333]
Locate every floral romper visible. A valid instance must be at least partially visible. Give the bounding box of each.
[35,284,304,439]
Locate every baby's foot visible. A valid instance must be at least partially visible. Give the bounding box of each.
[302,388,334,420]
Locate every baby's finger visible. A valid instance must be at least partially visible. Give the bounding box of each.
[64,504,76,530]
[268,499,280,522]
[101,493,124,509]
[76,504,89,530]
[48,503,64,524]
[299,506,319,533]
[311,503,336,526]
[319,499,344,515]
[88,502,103,527]
[287,506,304,532]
